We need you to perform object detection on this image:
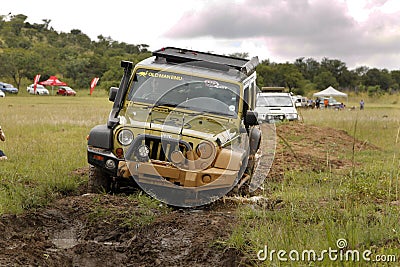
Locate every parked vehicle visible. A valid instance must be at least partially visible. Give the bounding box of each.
[317,97,342,109]
[0,91,5,97]
[26,84,49,95]
[292,95,307,108]
[57,86,76,96]
[255,92,299,123]
[0,82,18,94]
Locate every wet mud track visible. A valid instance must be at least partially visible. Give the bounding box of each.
[0,123,376,266]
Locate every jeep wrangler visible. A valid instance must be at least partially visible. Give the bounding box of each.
[87,47,262,207]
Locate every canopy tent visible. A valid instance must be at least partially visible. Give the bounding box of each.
[313,86,347,98]
[39,76,67,95]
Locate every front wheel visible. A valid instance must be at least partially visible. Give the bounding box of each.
[87,165,111,193]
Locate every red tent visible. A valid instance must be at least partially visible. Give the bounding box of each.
[39,76,67,95]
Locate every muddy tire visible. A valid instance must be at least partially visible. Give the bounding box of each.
[88,165,111,193]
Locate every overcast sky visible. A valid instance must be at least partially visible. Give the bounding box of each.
[2,0,400,70]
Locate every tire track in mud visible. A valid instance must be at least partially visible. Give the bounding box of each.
[0,122,376,266]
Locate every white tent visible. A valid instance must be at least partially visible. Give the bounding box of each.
[313,86,348,98]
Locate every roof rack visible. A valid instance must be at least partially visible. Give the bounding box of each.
[153,47,259,75]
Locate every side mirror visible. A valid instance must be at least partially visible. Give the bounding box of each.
[109,87,119,102]
[244,110,259,126]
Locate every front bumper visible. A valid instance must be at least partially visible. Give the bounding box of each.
[258,113,298,123]
[87,147,120,176]
[88,147,240,190]
[118,160,238,191]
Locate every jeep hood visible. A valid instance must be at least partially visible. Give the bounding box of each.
[120,105,239,143]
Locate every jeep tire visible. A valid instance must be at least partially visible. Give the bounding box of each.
[88,165,111,193]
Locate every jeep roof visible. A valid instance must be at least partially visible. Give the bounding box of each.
[134,47,259,83]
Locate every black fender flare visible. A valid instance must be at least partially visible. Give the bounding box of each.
[87,124,113,150]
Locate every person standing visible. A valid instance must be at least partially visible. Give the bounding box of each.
[323,98,329,109]
[315,98,320,109]
[360,99,365,110]
[0,126,7,160]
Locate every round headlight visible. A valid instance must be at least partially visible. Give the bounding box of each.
[118,129,134,146]
[137,144,150,158]
[196,141,215,159]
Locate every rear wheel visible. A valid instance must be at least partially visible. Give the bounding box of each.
[88,165,111,193]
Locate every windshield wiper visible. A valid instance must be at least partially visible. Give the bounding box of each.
[152,102,178,108]
[148,102,178,129]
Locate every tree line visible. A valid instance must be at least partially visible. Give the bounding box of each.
[0,14,150,91]
[256,57,400,96]
[1,14,399,96]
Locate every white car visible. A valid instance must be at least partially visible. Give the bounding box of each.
[26,84,49,95]
[0,90,5,97]
[292,95,307,108]
[255,92,299,123]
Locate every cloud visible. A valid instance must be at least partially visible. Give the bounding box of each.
[166,0,352,38]
[164,0,400,69]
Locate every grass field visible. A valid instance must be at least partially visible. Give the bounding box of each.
[0,91,112,213]
[0,92,399,265]
[228,97,400,265]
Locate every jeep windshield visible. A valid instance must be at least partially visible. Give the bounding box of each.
[127,68,239,117]
[257,96,293,107]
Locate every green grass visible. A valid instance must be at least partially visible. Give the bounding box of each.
[1,92,399,266]
[0,94,112,213]
[227,101,400,266]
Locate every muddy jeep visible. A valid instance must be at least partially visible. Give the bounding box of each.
[87,47,262,207]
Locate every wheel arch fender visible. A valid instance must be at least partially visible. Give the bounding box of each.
[88,124,113,149]
[249,126,261,155]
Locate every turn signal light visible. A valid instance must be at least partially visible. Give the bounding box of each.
[93,155,104,161]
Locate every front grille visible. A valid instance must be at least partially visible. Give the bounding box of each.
[268,114,285,120]
[126,134,192,162]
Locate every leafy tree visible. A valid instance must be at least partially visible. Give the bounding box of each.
[0,48,41,88]
[390,70,400,91]
[363,68,393,91]
[294,57,320,81]
[355,66,369,76]
[304,58,320,79]
[138,44,149,53]
[276,63,303,90]
[313,71,338,89]
[229,52,249,59]
[68,29,92,49]
[338,69,359,90]
[294,57,320,92]
[320,57,348,85]
[256,64,276,88]
[65,54,107,88]
[8,14,27,36]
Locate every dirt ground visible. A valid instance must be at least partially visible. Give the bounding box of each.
[0,122,377,266]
